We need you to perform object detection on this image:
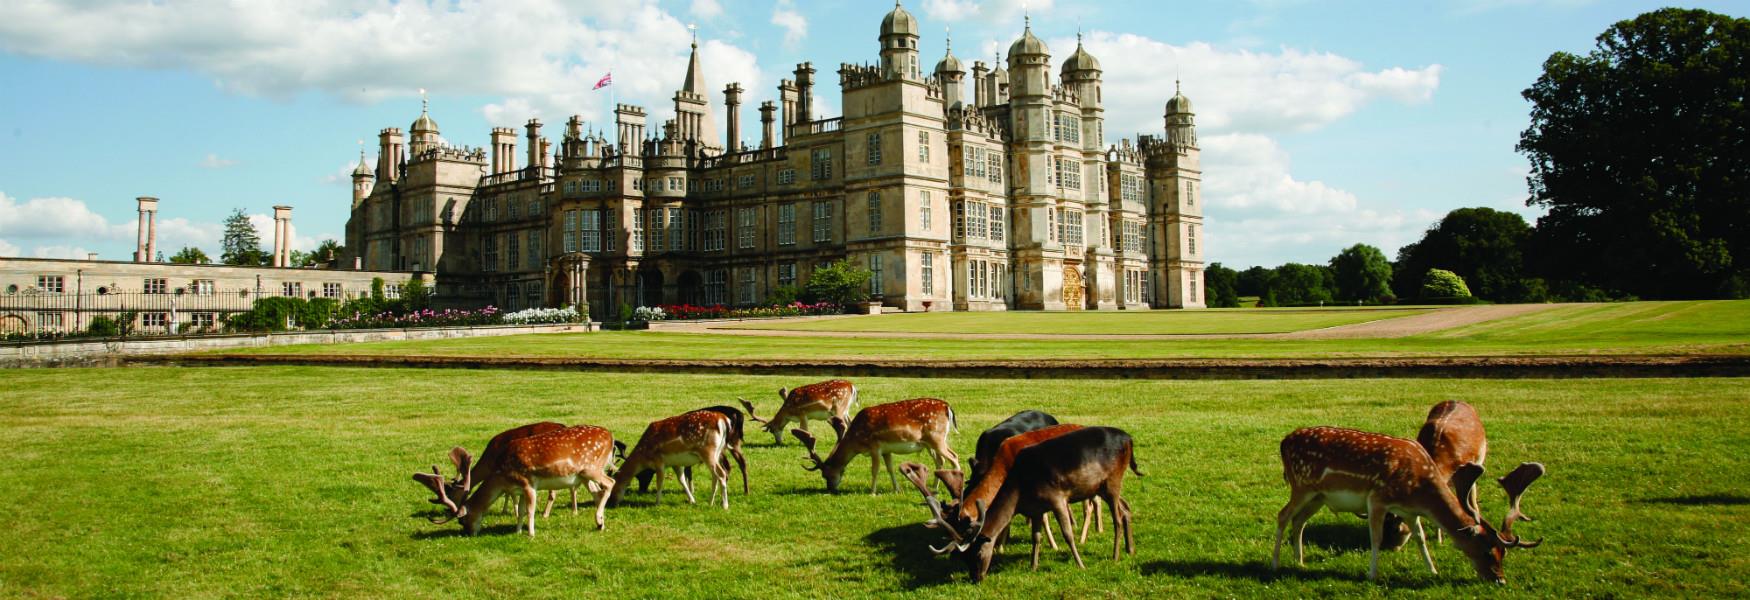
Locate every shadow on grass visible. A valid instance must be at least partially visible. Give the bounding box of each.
[860,523,963,589]
[409,523,523,539]
[1635,493,1750,506]
[1143,558,1441,589]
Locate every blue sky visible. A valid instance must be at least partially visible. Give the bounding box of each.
[0,0,1741,268]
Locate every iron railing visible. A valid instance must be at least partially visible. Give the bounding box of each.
[0,291,289,335]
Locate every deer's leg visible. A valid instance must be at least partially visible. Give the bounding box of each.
[1291,498,1321,567]
[653,465,666,504]
[1043,513,1059,550]
[523,485,539,537]
[869,451,882,496]
[1274,491,1318,569]
[1121,497,1136,556]
[1078,499,1094,544]
[571,487,579,514]
[1366,498,1387,582]
[590,469,615,530]
[1412,516,1437,574]
[1053,502,1085,569]
[884,452,900,493]
[541,490,557,519]
[1030,516,1045,569]
[677,466,698,504]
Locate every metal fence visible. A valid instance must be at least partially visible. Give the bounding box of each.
[0,291,265,336]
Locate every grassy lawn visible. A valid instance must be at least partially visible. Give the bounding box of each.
[224,301,1750,360]
[721,306,1431,335]
[2,367,1746,597]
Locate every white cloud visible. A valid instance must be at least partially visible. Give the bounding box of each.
[0,238,18,257]
[245,213,334,253]
[922,0,1053,23]
[0,1,765,132]
[690,0,724,20]
[30,245,96,260]
[772,1,808,47]
[1060,33,1442,136]
[1196,134,1439,267]
[197,153,238,169]
[0,191,131,241]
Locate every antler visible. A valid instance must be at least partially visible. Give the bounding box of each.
[738,398,768,424]
[828,416,849,438]
[1450,462,1486,525]
[900,462,936,499]
[792,429,823,471]
[1497,462,1545,547]
[414,470,461,523]
[455,451,473,494]
[446,447,470,483]
[933,469,967,502]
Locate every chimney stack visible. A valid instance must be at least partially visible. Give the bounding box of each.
[134,197,159,263]
[490,127,518,174]
[272,205,292,267]
[724,83,744,151]
[525,119,543,173]
[759,101,776,150]
[795,63,816,124]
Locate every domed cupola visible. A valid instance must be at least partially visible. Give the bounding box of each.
[1007,16,1049,62]
[880,2,919,39]
[934,30,964,75]
[1166,85,1194,116]
[1061,33,1101,75]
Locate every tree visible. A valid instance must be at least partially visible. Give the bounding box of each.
[1203,263,1241,308]
[1421,269,1473,299]
[801,259,872,307]
[168,247,210,264]
[1393,208,1537,302]
[299,239,344,268]
[1264,263,1335,307]
[220,209,268,266]
[1330,243,1393,303]
[1235,266,1274,299]
[1519,8,1750,299]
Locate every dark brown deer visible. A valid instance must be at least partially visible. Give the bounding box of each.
[1273,426,1544,583]
[740,379,857,445]
[417,424,618,537]
[926,426,1142,583]
[595,410,734,529]
[793,397,958,494]
[905,423,1101,552]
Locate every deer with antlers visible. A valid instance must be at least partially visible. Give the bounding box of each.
[921,426,1142,583]
[415,424,618,537]
[1272,426,1544,583]
[595,409,734,528]
[792,397,958,494]
[1383,400,1490,548]
[413,421,625,520]
[740,379,857,446]
[903,423,1106,554]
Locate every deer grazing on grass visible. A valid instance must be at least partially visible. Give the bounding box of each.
[634,405,750,495]
[921,426,1142,583]
[595,410,735,529]
[416,424,618,537]
[740,379,857,445]
[1383,400,1490,548]
[413,421,610,519]
[792,397,958,494]
[904,423,1105,555]
[1273,426,1544,583]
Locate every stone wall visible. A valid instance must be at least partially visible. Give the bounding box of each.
[1,322,591,368]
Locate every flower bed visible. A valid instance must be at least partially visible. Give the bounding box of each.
[327,307,502,330]
[503,306,586,325]
[655,301,842,321]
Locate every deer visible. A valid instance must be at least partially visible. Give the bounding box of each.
[412,421,583,519]
[415,424,618,537]
[595,409,734,529]
[923,426,1142,583]
[792,397,958,494]
[740,379,857,445]
[1384,400,1490,547]
[634,405,750,495]
[902,423,1105,555]
[1272,426,1545,583]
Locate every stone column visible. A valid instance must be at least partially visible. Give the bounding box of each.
[272,205,292,267]
[525,119,543,175]
[759,101,776,150]
[724,83,743,151]
[135,197,158,262]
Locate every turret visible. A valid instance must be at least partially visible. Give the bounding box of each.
[934,31,966,110]
[1062,32,1105,150]
[1165,80,1197,149]
[1006,15,1050,99]
[673,34,718,147]
[409,94,440,157]
[351,149,374,208]
[990,52,1010,105]
[879,1,920,80]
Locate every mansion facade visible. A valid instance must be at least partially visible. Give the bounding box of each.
[345,4,1206,315]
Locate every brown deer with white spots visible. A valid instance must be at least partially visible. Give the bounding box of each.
[595,410,734,528]
[793,397,959,494]
[1273,426,1545,583]
[418,424,618,537]
[413,421,619,520]
[740,379,857,445]
[1385,400,1490,548]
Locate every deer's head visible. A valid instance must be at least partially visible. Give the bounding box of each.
[792,427,845,492]
[412,449,481,533]
[1448,462,1546,583]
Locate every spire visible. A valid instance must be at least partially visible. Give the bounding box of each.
[681,24,707,94]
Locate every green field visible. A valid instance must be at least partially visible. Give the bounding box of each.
[722,306,1431,335]
[3,367,1746,597]
[223,301,1750,360]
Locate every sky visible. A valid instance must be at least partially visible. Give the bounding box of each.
[0,0,1742,268]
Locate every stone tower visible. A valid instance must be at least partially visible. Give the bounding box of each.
[1147,82,1205,308]
[409,96,440,157]
[934,32,965,110]
[1006,17,1064,310]
[351,149,374,209]
[879,1,920,80]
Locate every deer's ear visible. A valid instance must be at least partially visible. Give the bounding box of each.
[447,447,470,473]
[935,470,966,501]
[829,416,849,437]
[777,388,788,401]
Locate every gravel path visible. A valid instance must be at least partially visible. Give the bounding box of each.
[648,304,1564,341]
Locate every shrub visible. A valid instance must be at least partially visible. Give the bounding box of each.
[503,306,585,325]
[802,259,872,306]
[87,315,122,337]
[1420,269,1473,299]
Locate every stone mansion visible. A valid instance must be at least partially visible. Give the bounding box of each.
[344,3,1206,314]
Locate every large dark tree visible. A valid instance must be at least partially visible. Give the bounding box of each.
[1203,263,1241,308]
[1263,263,1335,307]
[1393,207,1536,302]
[1330,243,1393,302]
[168,246,209,264]
[1519,8,1750,298]
[220,209,268,266]
[1235,266,1274,299]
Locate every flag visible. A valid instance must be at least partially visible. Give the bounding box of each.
[593,72,612,90]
